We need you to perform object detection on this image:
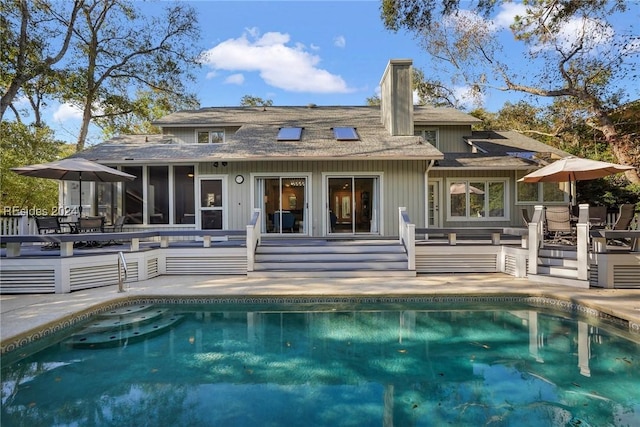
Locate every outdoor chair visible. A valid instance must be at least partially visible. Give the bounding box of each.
[545,206,575,244]
[103,216,126,245]
[609,204,636,246]
[35,216,63,249]
[612,204,635,230]
[588,206,607,229]
[77,216,105,247]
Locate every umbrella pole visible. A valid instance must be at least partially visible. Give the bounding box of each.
[78,173,83,217]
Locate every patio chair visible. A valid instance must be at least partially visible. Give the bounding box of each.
[612,204,635,230]
[609,204,636,246]
[35,216,63,249]
[588,206,607,229]
[103,216,126,245]
[77,216,105,247]
[545,206,575,244]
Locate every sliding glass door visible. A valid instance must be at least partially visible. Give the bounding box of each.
[327,176,378,235]
[257,176,308,235]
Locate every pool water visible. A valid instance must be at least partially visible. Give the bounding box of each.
[2,302,639,426]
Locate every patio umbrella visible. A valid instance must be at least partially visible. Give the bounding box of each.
[450,183,485,195]
[11,158,136,216]
[518,156,634,202]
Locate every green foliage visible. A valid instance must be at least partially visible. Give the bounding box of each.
[240,95,274,107]
[366,95,381,106]
[0,122,68,211]
[98,89,200,139]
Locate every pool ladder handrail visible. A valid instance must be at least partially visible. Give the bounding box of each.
[118,251,128,293]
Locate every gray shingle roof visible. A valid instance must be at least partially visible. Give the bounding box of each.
[76,106,451,162]
[465,130,568,157]
[152,105,481,127]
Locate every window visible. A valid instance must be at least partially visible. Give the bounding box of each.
[277,127,303,141]
[148,166,169,224]
[196,129,224,144]
[174,166,195,224]
[333,127,359,141]
[516,174,566,204]
[414,128,439,148]
[122,166,143,224]
[448,179,507,220]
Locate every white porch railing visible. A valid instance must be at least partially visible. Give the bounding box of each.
[246,208,262,272]
[398,207,415,271]
[0,214,35,235]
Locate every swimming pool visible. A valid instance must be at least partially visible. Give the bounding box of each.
[2,298,639,426]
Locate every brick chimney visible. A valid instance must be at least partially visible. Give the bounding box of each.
[379,59,413,136]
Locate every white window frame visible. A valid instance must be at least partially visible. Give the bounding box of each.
[515,177,569,205]
[414,128,439,149]
[446,178,509,221]
[195,129,225,144]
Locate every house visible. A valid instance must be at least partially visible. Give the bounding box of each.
[70,59,569,237]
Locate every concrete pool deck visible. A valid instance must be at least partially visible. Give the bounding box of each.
[2,273,640,349]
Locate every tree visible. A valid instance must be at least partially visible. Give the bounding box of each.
[381,0,640,183]
[366,68,458,107]
[0,0,83,121]
[98,89,199,139]
[0,121,69,211]
[240,95,273,107]
[61,0,201,151]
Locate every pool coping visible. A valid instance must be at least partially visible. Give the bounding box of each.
[2,273,640,354]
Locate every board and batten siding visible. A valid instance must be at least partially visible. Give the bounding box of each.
[198,160,429,237]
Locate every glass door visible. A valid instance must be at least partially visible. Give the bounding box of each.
[259,177,308,235]
[427,180,441,227]
[327,176,378,235]
[199,178,224,229]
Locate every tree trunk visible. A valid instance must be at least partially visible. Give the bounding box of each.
[76,100,93,152]
[595,113,640,184]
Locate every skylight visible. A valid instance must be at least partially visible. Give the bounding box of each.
[277,127,303,141]
[333,127,359,141]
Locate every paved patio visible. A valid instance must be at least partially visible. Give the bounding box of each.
[2,273,640,349]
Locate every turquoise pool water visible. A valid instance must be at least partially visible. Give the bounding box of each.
[2,301,639,426]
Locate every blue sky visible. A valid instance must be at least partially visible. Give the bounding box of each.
[38,0,639,145]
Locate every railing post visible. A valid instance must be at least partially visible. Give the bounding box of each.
[398,207,415,271]
[19,213,30,235]
[528,205,545,275]
[576,204,589,281]
[246,208,261,272]
[407,222,415,271]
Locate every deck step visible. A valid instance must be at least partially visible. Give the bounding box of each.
[252,240,413,278]
[537,256,579,268]
[536,265,580,279]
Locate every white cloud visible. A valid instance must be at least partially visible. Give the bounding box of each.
[453,86,484,109]
[205,71,217,79]
[493,3,528,30]
[530,16,614,55]
[53,103,83,122]
[224,73,245,85]
[334,35,346,48]
[199,29,352,93]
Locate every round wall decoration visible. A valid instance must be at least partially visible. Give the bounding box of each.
[235,174,244,184]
